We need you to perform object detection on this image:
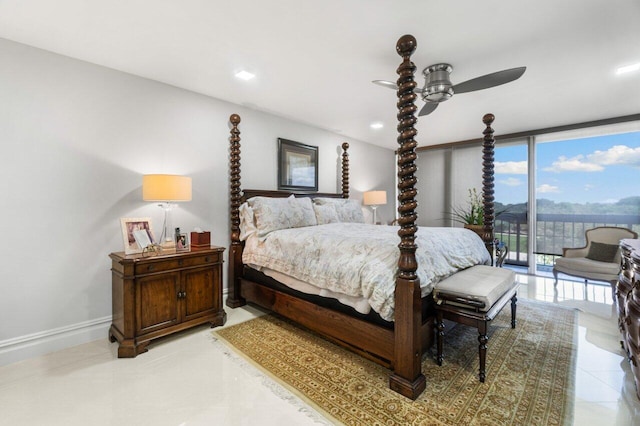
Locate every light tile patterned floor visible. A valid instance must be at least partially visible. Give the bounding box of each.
[1,274,639,425]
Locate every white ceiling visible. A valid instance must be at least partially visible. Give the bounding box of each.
[1,0,639,149]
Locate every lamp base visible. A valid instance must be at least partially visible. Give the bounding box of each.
[158,202,177,250]
[371,206,379,225]
[160,239,176,251]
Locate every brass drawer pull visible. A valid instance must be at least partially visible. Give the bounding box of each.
[147,265,155,271]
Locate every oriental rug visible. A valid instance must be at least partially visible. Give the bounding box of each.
[213,300,576,425]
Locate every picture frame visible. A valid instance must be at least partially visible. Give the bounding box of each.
[175,232,189,252]
[120,217,155,255]
[278,138,318,191]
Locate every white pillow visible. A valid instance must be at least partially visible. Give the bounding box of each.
[249,195,317,236]
[312,203,340,224]
[313,197,365,223]
[238,202,257,241]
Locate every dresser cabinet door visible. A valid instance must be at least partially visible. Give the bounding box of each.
[182,266,219,322]
[136,272,181,335]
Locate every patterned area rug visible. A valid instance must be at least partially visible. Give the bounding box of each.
[214,300,576,425]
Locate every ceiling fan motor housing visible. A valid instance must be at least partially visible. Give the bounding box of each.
[422,63,454,102]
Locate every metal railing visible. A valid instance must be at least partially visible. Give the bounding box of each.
[494,212,640,267]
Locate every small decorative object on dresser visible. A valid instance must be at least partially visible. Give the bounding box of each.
[120,217,154,255]
[174,227,188,252]
[109,246,226,358]
[190,230,211,251]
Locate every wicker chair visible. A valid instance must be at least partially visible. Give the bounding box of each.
[553,226,638,287]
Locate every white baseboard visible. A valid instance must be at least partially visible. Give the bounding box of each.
[0,316,112,367]
[0,289,230,367]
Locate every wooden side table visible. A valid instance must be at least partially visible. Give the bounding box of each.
[109,246,226,358]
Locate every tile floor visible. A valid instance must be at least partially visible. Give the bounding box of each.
[1,274,640,425]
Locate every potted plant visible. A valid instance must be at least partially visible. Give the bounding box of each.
[449,188,485,233]
[448,188,509,241]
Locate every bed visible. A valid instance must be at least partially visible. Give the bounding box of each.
[225,34,498,400]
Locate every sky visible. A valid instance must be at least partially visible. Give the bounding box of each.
[494,131,640,205]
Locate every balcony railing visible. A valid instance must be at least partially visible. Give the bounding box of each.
[494,213,640,267]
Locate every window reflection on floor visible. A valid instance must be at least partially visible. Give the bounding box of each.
[510,270,640,425]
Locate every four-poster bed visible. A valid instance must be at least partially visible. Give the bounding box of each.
[225,34,498,400]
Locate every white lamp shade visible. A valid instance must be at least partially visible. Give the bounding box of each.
[143,174,192,202]
[363,190,387,206]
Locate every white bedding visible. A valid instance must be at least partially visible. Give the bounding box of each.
[243,223,491,321]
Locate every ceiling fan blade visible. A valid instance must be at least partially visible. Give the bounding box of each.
[372,80,423,94]
[418,102,439,116]
[372,80,398,89]
[451,67,526,94]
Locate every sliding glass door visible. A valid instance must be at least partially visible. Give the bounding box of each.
[416,120,639,279]
[495,125,640,276]
[535,130,640,273]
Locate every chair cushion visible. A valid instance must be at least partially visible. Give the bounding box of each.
[434,265,517,312]
[554,256,620,281]
[585,242,619,263]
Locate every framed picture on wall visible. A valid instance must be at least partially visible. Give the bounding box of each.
[278,138,318,191]
[120,217,155,255]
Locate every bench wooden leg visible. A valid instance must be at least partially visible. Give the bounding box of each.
[478,321,488,383]
[436,310,445,366]
[511,295,517,329]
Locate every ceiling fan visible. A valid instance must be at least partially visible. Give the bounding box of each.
[373,64,526,116]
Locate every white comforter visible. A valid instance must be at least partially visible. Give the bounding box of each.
[243,223,491,321]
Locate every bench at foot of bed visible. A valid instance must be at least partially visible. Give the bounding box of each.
[433,265,518,382]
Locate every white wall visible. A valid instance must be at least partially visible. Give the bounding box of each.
[415,145,483,227]
[0,38,396,365]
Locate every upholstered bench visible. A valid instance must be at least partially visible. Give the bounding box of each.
[433,265,519,382]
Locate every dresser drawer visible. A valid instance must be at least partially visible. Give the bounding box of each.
[134,251,221,275]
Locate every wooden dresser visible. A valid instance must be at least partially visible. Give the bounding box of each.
[109,247,226,357]
[617,238,640,399]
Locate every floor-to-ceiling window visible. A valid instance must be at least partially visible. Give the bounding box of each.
[494,140,529,266]
[415,118,640,278]
[534,129,640,274]
[494,123,640,276]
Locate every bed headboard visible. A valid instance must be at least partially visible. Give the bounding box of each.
[225,114,350,307]
[239,141,350,203]
[241,189,344,201]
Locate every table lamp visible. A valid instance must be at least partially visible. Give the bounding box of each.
[363,190,387,225]
[143,174,192,248]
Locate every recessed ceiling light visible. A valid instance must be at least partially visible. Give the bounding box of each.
[616,63,640,75]
[370,122,384,129]
[235,70,255,81]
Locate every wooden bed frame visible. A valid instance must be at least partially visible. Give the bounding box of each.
[225,34,496,400]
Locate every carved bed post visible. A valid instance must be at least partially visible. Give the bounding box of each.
[482,113,496,263]
[389,34,426,400]
[226,113,246,308]
[341,142,350,198]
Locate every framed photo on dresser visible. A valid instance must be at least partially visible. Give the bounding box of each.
[120,217,154,255]
[175,232,188,252]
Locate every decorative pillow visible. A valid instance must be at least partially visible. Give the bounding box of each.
[585,242,619,263]
[238,202,257,241]
[313,197,365,223]
[312,203,340,224]
[249,195,317,236]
